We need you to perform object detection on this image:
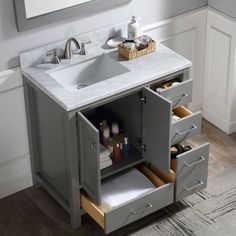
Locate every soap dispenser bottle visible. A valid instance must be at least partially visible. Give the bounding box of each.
[128,16,142,40]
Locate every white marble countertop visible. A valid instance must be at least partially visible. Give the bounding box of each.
[22,43,191,111]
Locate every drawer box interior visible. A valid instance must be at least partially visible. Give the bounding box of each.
[81,164,174,233]
[172,106,192,122]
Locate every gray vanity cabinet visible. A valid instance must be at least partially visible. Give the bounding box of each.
[23,67,209,234]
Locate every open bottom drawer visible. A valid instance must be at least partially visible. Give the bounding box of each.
[81,165,174,234]
[171,106,202,145]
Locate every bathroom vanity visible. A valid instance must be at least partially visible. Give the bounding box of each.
[21,30,209,233]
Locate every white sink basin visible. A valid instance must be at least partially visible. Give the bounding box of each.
[48,54,130,93]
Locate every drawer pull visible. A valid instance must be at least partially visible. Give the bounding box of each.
[184,156,205,168]
[171,92,189,103]
[130,202,153,215]
[176,124,197,136]
[184,180,204,191]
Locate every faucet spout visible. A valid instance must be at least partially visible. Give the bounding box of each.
[64,37,80,59]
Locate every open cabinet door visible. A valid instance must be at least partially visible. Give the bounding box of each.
[77,112,101,205]
[142,87,171,173]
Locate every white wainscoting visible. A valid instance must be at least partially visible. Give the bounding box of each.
[203,8,236,134]
[0,68,32,199]
[143,8,207,112]
[0,8,207,198]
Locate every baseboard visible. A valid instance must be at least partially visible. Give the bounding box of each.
[202,105,232,134]
[0,172,32,199]
[229,120,236,135]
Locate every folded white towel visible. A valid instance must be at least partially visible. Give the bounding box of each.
[101,168,155,208]
[100,159,113,170]
[100,144,110,159]
[100,155,111,163]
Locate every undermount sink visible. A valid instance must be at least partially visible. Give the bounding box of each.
[48,54,130,93]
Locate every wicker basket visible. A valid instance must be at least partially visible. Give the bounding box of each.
[118,41,156,60]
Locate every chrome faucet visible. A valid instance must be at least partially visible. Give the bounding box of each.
[64,37,80,59]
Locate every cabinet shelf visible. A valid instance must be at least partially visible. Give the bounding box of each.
[101,147,145,180]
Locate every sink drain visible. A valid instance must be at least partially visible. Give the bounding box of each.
[77,84,88,90]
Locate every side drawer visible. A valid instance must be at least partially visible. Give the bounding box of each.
[81,166,174,234]
[175,143,209,201]
[156,79,193,109]
[171,106,202,145]
[175,169,208,201]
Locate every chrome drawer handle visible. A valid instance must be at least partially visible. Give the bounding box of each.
[130,202,153,215]
[184,180,204,191]
[184,156,205,168]
[171,92,188,103]
[176,124,197,136]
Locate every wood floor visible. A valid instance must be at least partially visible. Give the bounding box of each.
[0,120,235,236]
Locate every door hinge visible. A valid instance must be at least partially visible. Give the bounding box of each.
[140,144,147,152]
[140,96,146,104]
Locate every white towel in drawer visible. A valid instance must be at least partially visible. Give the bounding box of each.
[101,168,155,208]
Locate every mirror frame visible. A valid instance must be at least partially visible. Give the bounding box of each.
[14,0,131,32]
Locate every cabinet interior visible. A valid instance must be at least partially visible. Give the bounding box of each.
[82,92,146,179]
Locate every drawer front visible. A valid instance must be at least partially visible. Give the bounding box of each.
[175,169,208,201]
[171,111,202,145]
[176,143,209,178]
[157,80,193,109]
[105,183,174,234]
[175,143,209,201]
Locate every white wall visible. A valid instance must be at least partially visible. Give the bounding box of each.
[0,0,207,71]
[208,0,236,19]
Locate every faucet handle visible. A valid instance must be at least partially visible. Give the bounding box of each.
[46,48,61,64]
[79,42,88,55]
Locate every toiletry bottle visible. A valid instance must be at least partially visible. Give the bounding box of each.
[122,137,130,158]
[107,138,115,155]
[103,126,110,147]
[111,122,119,138]
[128,16,142,40]
[113,143,122,161]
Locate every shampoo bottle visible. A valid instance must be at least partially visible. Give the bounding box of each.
[128,16,142,40]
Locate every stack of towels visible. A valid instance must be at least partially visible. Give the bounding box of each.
[100,144,113,170]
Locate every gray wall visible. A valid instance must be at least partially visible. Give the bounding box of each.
[208,0,236,19]
[0,0,207,72]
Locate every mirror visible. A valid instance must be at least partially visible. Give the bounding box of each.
[24,0,94,19]
[14,0,131,32]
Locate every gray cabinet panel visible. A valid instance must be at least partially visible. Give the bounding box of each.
[175,143,209,201]
[171,111,202,145]
[105,183,174,234]
[157,79,193,109]
[142,87,171,173]
[77,112,101,205]
[176,169,208,201]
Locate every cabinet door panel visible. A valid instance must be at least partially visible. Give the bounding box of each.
[142,87,171,173]
[77,112,101,205]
